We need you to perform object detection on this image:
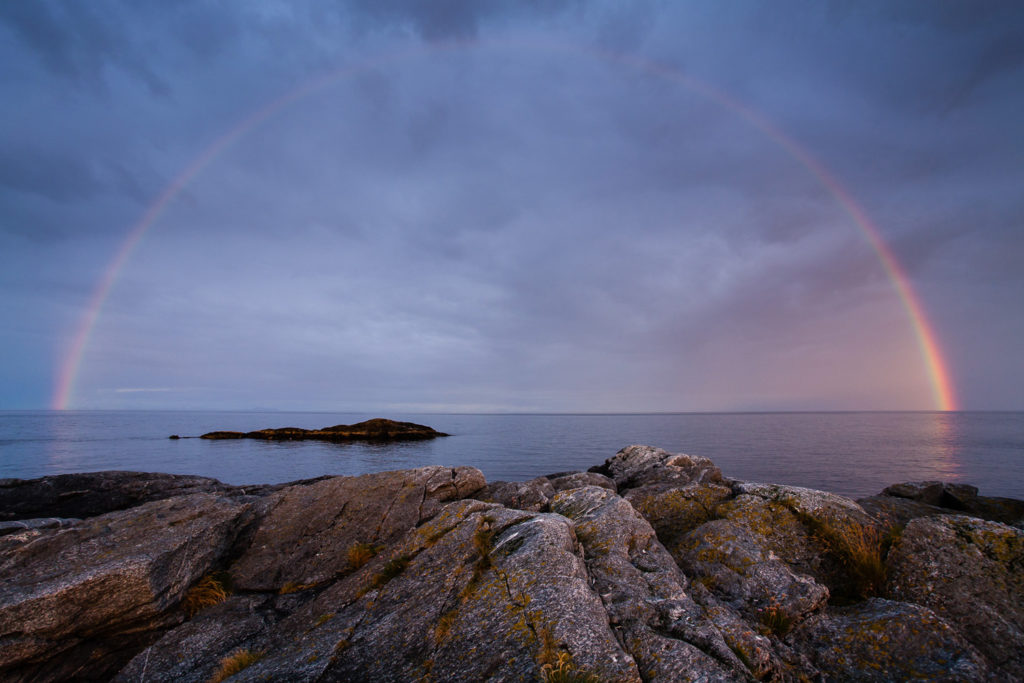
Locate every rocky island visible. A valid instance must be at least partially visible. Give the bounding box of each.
[198,418,449,442]
[1,445,1022,681]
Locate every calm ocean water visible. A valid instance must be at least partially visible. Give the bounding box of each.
[0,411,1021,500]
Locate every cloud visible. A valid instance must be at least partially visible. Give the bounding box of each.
[0,0,169,93]
[0,144,103,203]
[0,1,1021,410]
[112,387,178,394]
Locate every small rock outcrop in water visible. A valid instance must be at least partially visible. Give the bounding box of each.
[199,417,448,442]
[0,444,1021,681]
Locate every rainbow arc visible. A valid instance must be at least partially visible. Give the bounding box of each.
[52,40,957,412]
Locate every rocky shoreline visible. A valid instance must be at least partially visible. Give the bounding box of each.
[1,445,1022,681]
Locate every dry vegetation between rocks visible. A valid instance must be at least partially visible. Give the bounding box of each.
[370,555,412,589]
[278,581,316,594]
[207,649,264,683]
[797,512,894,602]
[541,651,602,683]
[458,516,497,601]
[183,573,230,616]
[757,596,795,636]
[472,516,496,568]
[433,607,459,643]
[346,541,380,569]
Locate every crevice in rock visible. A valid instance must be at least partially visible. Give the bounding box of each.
[326,500,350,531]
[372,485,405,540]
[650,622,749,681]
[496,565,544,656]
[417,484,429,522]
[222,502,271,568]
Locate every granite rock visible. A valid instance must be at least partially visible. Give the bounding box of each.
[886,514,1024,678]
[230,465,485,591]
[1,445,1021,682]
[789,598,989,681]
[0,493,255,681]
[0,471,231,521]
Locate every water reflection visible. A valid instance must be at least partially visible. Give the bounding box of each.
[928,412,961,482]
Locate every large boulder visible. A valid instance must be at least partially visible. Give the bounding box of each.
[861,481,1024,528]
[473,472,617,512]
[591,445,727,491]
[886,515,1024,678]
[113,595,278,683]
[712,494,828,580]
[235,499,640,682]
[0,493,255,681]
[624,482,734,554]
[881,481,976,507]
[547,471,617,493]
[789,598,989,681]
[728,482,888,603]
[674,517,829,627]
[229,466,485,591]
[552,486,773,681]
[733,482,874,528]
[0,471,230,521]
[473,476,556,512]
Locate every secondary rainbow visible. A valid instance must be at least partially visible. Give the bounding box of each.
[52,39,957,412]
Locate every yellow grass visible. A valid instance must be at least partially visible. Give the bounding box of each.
[183,574,229,616]
[346,542,379,570]
[278,581,316,594]
[801,513,891,601]
[207,649,264,683]
[541,651,601,683]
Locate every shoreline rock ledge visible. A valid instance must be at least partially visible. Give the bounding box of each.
[1,444,1021,682]
[198,417,449,442]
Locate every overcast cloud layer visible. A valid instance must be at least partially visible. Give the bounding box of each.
[1,1,1022,412]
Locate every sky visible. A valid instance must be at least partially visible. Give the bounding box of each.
[1,1,1022,413]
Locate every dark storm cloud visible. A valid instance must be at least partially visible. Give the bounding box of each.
[0,0,169,93]
[355,0,481,42]
[0,144,102,203]
[348,0,588,43]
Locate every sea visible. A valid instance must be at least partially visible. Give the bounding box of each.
[1,411,1021,501]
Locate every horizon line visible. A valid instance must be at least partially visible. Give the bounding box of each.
[5,407,1016,415]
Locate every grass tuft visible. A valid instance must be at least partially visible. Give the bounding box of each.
[459,517,497,601]
[757,597,794,636]
[278,581,316,595]
[434,608,458,642]
[347,541,380,570]
[541,651,601,683]
[370,555,411,589]
[472,520,495,571]
[207,648,264,683]
[798,513,892,602]
[313,613,335,628]
[183,573,230,616]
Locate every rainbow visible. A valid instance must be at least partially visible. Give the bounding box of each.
[51,39,957,412]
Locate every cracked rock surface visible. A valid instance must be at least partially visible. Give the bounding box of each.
[0,446,1021,681]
